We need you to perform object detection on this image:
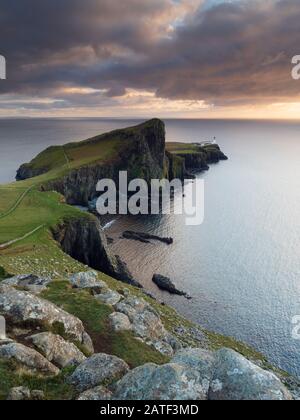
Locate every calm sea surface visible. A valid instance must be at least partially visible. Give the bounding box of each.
[1,118,300,377]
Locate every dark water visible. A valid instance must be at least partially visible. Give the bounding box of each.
[1,118,300,377]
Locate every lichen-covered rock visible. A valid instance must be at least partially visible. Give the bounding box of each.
[78,386,112,401]
[69,353,129,392]
[69,271,107,294]
[95,289,122,306]
[0,285,90,347]
[114,362,209,400]
[28,332,86,368]
[109,312,132,332]
[0,342,59,376]
[115,296,180,356]
[7,387,31,401]
[2,274,51,294]
[208,348,292,401]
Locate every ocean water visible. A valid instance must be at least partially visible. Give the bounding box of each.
[1,118,300,377]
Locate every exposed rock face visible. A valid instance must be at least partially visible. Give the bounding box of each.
[28,332,86,368]
[208,348,292,401]
[114,362,209,400]
[52,217,141,288]
[78,386,113,401]
[0,285,91,347]
[152,274,186,296]
[95,290,122,306]
[113,347,292,401]
[69,271,107,294]
[109,313,132,332]
[114,296,181,356]
[2,274,51,294]
[69,353,130,392]
[0,342,59,376]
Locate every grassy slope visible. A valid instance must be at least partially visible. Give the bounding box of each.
[0,129,278,399]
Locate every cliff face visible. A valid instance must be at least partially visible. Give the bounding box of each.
[52,216,141,288]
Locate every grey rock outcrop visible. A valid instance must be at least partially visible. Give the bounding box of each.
[95,290,122,306]
[78,386,112,401]
[7,387,31,401]
[109,312,132,332]
[0,342,59,376]
[69,271,107,294]
[0,285,92,348]
[208,348,293,401]
[114,296,180,356]
[2,274,51,294]
[152,274,186,296]
[28,332,86,368]
[69,353,130,392]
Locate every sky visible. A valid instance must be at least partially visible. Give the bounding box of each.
[0,0,300,119]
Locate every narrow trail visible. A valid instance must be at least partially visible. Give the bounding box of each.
[0,224,45,250]
[0,186,34,220]
[62,147,71,169]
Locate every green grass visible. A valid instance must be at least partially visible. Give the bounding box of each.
[0,359,76,400]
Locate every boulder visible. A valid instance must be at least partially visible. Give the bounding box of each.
[208,348,292,401]
[115,296,180,356]
[95,289,122,306]
[109,313,132,332]
[28,332,86,368]
[69,353,129,392]
[69,271,107,294]
[0,285,91,347]
[0,342,59,376]
[114,362,209,400]
[7,387,31,401]
[2,274,51,294]
[78,386,112,401]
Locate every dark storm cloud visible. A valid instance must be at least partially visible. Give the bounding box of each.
[0,0,300,109]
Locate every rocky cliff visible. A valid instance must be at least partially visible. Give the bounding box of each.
[51,216,141,288]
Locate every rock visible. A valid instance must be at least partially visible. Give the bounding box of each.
[78,386,112,401]
[2,274,51,294]
[152,274,186,296]
[95,289,122,306]
[115,296,180,356]
[7,386,31,401]
[69,271,107,294]
[114,362,209,400]
[209,348,292,401]
[28,332,86,368]
[69,353,129,392]
[109,313,132,332]
[31,390,45,400]
[0,285,91,347]
[82,332,94,355]
[0,338,14,346]
[0,342,59,376]
[122,231,173,245]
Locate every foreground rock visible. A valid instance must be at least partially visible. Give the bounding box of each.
[122,231,173,245]
[28,332,86,368]
[115,296,181,356]
[69,353,129,392]
[113,347,292,401]
[95,289,122,306]
[109,312,132,332]
[0,342,59,376]
[0,285,93,352]
[152,274,187,297]
[69,271,107,294]
[7,387,45,401]
[78,386,112,401]
[209,348,292,401]
[2,274,51,294]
